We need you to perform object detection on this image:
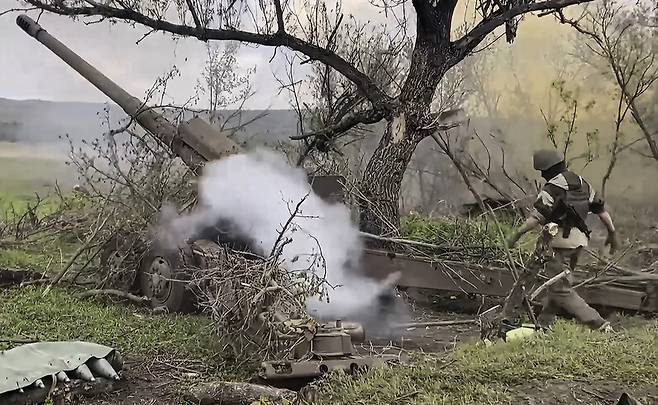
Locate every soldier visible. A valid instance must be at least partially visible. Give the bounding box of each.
[506,148,620,332]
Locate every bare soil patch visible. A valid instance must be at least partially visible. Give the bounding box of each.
[510,380,658,405]
[74,356,205,405]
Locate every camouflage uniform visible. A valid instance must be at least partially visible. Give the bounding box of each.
[529,170,607,330]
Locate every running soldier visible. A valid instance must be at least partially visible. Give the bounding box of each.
[506,148,619,332]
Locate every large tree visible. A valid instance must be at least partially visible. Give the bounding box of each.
[13,0,594,237]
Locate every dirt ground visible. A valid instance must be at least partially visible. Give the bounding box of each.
[69,296,657,405]
[74,309,481,404]
[511,381,658,404]
[74,356,201,405]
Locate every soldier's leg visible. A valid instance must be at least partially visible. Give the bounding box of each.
[537,250,567,329]
[537,296,559,329]
[547,248,607,329]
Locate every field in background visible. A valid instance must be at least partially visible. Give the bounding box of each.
[0,144,77,269]
[0,142,75,209]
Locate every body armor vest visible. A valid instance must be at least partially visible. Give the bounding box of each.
[546,171,591,238]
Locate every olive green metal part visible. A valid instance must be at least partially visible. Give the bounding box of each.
[261,321,402,382]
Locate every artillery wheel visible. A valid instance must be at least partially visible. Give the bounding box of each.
[138,244,198,314]
[99,231,146,292]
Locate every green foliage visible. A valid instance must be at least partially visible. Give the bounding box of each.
[544,80,600,168]
[401,214,518,247]
[399,214,533,264]
[0,287,236,375]
[318,320,658,404]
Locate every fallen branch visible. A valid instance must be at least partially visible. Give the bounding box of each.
[589,275,658,283]
[0,337,38,344]
[184,381,295,405]
[0,268,45,287]
[392,319,477,328]
[529,269,570,301]
[44,212,113,294]
[585,248,658,281]
[359,231,448,250]
[76,289,151,304]
[0,240,21,248]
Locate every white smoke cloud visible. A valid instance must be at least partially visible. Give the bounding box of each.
[159,148,394,320]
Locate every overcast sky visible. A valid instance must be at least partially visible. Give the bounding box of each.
[1,0,581,112]
[0,0,305,109]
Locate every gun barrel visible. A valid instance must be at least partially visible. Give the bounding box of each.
[16,14,206,170]
[17,14,141,116]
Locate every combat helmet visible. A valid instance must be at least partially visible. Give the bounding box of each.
[533,148,564,171]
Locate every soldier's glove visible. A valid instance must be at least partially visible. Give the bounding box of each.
[605,231,620,255]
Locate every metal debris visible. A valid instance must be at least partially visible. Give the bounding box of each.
[73,363,95,382]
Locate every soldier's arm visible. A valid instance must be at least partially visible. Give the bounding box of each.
[506,188,555,247]
[588,188,620,253]
[596,211,615,233]
[588,190,616,233]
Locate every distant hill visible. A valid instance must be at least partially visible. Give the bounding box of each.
[0,97,300,151]
[1,96,656,208]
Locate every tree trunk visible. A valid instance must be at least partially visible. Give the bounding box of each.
[359,113,421,237]
[356,0,456,237]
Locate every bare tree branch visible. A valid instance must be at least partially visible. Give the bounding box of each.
[289,108,385,140]
[560,0,658,161]
[22,0,393,109]
[184,0,205,39]
[273,0,285,33]
[453,0,595,60]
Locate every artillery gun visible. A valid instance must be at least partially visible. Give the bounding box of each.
[15,10,658,373]
[15,14,405,385]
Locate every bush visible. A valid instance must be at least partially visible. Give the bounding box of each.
[399,214,528,265]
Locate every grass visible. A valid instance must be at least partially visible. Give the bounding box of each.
[0,287,228,371]
[400,214,517,248]
[0,248,54,269]
[0,207,80,271]
[0,155,73,198]
[0,156,83,271]
[0,155,75,219]
[318,320,658,404]
[399,213,535,264]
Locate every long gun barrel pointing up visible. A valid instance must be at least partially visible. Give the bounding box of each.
[16,14,241,170]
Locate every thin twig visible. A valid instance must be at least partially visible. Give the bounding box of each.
[76,289,151,304]
[392,319,477,328]
[44,211,113,294]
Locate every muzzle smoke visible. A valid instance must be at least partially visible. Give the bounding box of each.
[156,149,399,321]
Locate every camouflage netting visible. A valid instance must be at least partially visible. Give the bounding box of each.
[0,341,121,395]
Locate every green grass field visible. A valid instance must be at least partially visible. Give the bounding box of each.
[1,286,655,404]
[0,155,78,269]
[0,155,73,195]
[1,153,657,404]
[0,155,75,218]
[319,320,658,404]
